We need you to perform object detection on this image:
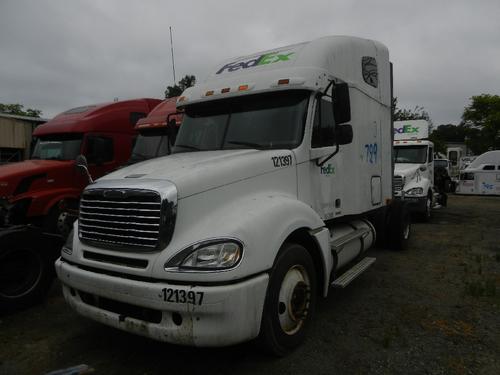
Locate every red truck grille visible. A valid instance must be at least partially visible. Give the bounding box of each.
[79,189,163,250]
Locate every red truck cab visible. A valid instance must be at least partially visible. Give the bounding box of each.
[128,97,182,164]
[0,98,161,232]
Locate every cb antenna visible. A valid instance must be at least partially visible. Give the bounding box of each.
[169,26,176,84]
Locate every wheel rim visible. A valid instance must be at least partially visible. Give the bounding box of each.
[277,265,311,335]
[0,248,43,298]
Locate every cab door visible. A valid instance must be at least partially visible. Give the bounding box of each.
[309,95,341,220]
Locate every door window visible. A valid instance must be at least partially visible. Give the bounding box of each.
[311,97,335,148]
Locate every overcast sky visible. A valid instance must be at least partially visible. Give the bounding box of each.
[1,0,499,125]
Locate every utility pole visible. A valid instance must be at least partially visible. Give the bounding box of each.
[169,26,176,84]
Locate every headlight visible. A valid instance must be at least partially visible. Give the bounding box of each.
[405,187,424,196]
[165,239,243,271]
[62,229,74,255]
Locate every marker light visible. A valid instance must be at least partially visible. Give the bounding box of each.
[221,87,230,93]
[238,85,249,91]
[278,79,290,85]
[178,96,186,102]
[205,90,214,96]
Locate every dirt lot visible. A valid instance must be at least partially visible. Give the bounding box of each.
[1,195,499,375]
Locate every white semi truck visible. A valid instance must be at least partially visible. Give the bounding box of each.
[56,36,410,355]
[393,120,435,220]
[456,150,500,195]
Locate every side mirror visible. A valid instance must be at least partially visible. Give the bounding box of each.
[332,83,351,124]
[337,124,353,145]
[167,112,183,145]
[75,155,93,184]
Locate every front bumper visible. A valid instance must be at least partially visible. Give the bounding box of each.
[394,194,427,213]
[55,258,269,347]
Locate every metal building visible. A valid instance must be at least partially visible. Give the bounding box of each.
[0,113,48,163]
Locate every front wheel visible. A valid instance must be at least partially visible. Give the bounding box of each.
[0,244,52,313]
[388,200,411,251]
[259,243,316,356]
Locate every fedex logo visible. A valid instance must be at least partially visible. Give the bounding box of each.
[394,125,419,135]
[216,51,294,74]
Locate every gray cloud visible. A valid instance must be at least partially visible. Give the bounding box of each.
[1,0,499,125]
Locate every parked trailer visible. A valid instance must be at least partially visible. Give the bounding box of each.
[456,150,500,195]
[57,36,410,355]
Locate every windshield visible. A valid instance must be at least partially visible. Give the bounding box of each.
[173,90,309,153]
[130,130,170,163]
[434,160,448,168]
[31,134,83,161]
[394,145,428,164]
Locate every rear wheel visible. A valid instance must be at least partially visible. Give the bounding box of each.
[259,243,316,356]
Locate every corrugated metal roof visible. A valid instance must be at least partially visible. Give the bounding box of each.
[0,112,49,123]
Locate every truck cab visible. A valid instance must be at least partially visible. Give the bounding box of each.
[128,97,182,164]
[0,98,161,232]
[393,120,434,220]
[57,36,410,355]
[456,150,500,195]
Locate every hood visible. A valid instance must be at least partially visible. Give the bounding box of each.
[100,149,293,199]
[0,160,73,197]
[394,163,420,179]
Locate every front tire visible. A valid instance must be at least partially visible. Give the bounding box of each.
[0,243,53,313]
[388,200,411,251]
[259,243,317,356]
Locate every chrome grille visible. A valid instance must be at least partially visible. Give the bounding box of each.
[393,175,404,191]
[79,189,162,250]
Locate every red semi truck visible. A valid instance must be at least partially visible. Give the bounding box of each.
[0,98,161,232]
[0,98,161,312]
[129,97,182,163]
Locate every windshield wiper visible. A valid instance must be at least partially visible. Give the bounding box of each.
[227,140,271,150]
[175,144,201,151]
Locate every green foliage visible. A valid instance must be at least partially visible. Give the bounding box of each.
[0,103,42,117]
[392,97,431,124]
[165,75,196,99]
[462,94,500,153]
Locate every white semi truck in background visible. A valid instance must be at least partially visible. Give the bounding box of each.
[456,150,500,195]
[56,36,411,355]
[393,120,435,220]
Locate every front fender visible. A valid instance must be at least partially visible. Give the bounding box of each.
[151,193,328,284]
[12,188,82,217]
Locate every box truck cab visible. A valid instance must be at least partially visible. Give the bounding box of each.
[393,120,434,220]
[128,98,182,164]
[0,98,161,232]
[456,150,500,195]
[57,36,410,355]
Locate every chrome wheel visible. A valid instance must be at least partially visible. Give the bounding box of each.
[278,265,311,335]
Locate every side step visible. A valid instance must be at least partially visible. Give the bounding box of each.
[331,257,376,288]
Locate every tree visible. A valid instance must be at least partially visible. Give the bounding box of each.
[392,97,432,125]
[0,103,42,117]
[462,94,500,153]
[165,75,196,98]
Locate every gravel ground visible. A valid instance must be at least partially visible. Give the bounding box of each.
[1,194,499,375]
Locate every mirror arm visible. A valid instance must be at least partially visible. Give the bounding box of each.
[80,166,94,184]
[322,79,335,97]
[315,143,339,167]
